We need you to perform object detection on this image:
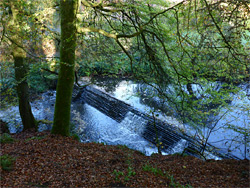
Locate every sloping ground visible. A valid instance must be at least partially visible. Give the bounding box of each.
[0,130,249,188]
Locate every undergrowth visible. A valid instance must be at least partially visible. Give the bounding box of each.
[142,163,192,188]
[0,133,14,144]
[0,154,16,171]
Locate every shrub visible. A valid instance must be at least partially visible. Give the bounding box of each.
[71,133,80,142]
[0,155,16,171]
[0,133,14,144]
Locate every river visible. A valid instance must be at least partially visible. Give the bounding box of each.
[0,77,249,159]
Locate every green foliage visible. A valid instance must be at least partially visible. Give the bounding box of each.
[27,63,58,93]
[0,76,16,92]
[142,163,192,188]
[0,61,58,107]
[113,170,124,182]
[113,167,136,182]
[126,166,136,180]
[1,0,248,158]
[142,163,164,176]
[70,133,80,142]
[117,144,129,150]
[0,133,14,144]
[78,56,133,77]
[0,155,16,171]
[0,64,17,107]
[25,136,45,142]
[112,152,136,182]
[69,122,82,141]
[28,64,47,93]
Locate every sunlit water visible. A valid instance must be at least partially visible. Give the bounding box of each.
[0,90,186,156]
[0,80,249,159]
[92,80,250,159]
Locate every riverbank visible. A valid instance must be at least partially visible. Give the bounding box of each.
[1,130,249,187]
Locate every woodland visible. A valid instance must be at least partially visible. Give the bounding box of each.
[0,0,250,187]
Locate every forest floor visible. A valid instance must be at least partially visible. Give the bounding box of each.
[0,129,249,188]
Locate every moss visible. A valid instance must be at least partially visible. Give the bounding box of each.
[51,0,78,136]
[0,133,14,144]
[10,1,37,131]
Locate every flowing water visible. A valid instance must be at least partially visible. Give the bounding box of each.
[84,78,250,159]
[0,89,187,156]
[0,78,249,159]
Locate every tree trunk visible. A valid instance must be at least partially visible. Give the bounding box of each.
[10,1,37,131]
[51,0,78,136]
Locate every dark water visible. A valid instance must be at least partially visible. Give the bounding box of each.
[86,77,250,159]
[1,78,249,159]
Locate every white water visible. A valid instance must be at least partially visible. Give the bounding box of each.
[93,80,249,159]
[0,91,56,133]
[205,85,250,159]
[94,81,185,129]
[72,102,186,156]
[1,80,249,159]
[0,90,186,156]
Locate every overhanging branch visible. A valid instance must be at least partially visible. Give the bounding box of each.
[77,26,143,39]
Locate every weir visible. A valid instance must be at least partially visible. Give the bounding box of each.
[73,85,240,160]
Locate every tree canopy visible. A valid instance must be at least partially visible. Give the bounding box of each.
[0,0,249,148]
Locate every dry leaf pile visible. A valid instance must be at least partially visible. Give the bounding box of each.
[1,130,249,187]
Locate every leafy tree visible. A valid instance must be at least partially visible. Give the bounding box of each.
[7,0,37,130]
[1,0,59,129]
[0,0,249,149]
[69,0,249,157]
[47,0,249,140]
